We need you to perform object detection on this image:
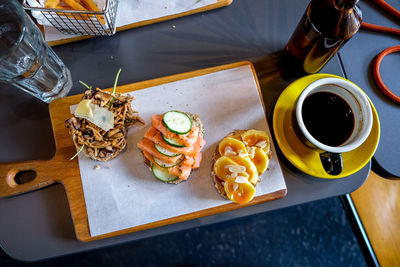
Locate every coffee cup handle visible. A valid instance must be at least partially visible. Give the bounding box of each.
[319,152,343,175]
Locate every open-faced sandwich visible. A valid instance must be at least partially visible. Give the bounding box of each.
[137,111,206,184]
[65,70,143,162]
[211,129,272,204]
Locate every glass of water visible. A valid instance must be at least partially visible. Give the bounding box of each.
[0,0,72,103]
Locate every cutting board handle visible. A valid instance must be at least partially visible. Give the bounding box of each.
[0,159,56,198]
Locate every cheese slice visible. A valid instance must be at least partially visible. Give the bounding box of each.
[74,100,93,120]
[92,104,114,132]
[74,100,114,132]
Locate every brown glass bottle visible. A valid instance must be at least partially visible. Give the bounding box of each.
[282,0,362,76]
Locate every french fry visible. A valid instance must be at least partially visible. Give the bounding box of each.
[80,0,106,24]
[44,0,60,8]
[81,0,99,11]
[56,1,71,8]
[63,0,87,11]
[55,3,72,9]
[55,4,91,21]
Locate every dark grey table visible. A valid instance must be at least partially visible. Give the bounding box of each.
[0,0,372,261]
[340,0,400,177]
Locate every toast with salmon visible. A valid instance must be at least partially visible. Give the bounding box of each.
[138,111,206,184]
[211,129,272,204]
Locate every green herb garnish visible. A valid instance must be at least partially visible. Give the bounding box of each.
[70,144,85,160]
[112,68,122,95]
[107,68,122,108]
[79,80,92,90]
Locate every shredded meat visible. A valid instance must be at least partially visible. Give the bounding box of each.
[65,88,144,162]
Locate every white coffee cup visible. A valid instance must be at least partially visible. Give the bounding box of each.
[295,77,373,175]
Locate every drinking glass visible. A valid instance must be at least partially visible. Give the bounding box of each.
[0,0,72,103]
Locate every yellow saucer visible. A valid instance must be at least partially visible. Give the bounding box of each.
[273,74,380,178]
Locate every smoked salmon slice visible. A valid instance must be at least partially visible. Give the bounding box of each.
[137,138,183,164]
[152,115,198,147]
[144,127,205,156]
[141,147,192,180]
[169,162,192,180]
[178,164,192,180]
[169,166,181,177]
[167,156,195,180]
[142,150,155,165]
[192,152,202,169]
[139,112,206,183]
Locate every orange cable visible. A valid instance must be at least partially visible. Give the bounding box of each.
[372,46,400,104]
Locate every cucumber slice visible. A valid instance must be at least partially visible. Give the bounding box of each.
[163,111,192,135]
[152,155,184,168]
[154,143,181,157]
[161,133,186,147]
[151,163,178,182]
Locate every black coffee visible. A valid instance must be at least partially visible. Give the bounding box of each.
[302,91,354,147]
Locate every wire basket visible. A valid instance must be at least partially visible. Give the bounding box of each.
[22,0,119,36]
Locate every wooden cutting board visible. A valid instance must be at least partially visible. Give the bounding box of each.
[0,61,286,242]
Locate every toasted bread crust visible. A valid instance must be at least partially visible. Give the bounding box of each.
[211,129,272,199]
[188,112,204,139]
[143,112,204,184]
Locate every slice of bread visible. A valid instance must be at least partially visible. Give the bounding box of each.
[143,112,204,184]
[211,130,272,199]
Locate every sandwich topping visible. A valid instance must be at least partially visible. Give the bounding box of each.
[66,69,144,162]
[137,111,206,184]
[74,99,114,131]
[213,129,271,204]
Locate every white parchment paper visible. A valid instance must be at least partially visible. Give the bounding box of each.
[43,0,218,42]
[71,65,287,237]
